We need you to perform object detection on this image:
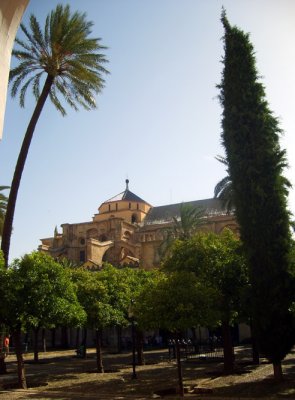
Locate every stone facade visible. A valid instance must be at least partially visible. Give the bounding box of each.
[39,180,238,269]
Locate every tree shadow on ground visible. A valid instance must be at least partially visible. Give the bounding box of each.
[1,347,294,399]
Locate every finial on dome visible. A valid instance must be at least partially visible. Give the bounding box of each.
[125,179,129,190]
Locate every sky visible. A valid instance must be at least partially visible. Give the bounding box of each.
[1,0,295,262]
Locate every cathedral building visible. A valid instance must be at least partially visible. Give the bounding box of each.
[39,180,237,269]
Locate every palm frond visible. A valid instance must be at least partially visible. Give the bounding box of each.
[55,79,78,111]
[215,155,228,166]
[30,14,46,51]
[214,176,231,198]
[20,75,38,107]
[49,86,66,116]
[32,72,43,99]
[10,3,109,115]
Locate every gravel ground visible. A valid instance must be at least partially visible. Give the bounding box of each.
[0,346,294,399]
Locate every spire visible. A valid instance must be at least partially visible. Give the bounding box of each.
[125,179,129,190]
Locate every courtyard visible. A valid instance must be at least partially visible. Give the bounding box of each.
[0,345,294,399]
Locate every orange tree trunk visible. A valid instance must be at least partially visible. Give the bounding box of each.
[95,329,104,373]
[222,320,234,374]
[33,327,39,363]
[0,356,7,374]
[136,329,145,365]
[1,75,53,267]
[175,335,184,398]
[13,329,27,389]
[273,362,283,381]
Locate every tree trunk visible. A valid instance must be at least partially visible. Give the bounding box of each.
[13,329,27,389]
[117,325,122,353]
[82,328,87,358]
[273,362,283,381]
[250,321,259,365]
[1,74,54,267]
[222,320,234,374]
[95,329,104,373]
[33,327,39,363]
[42,328,46,353]
[252,336,260,365]
[0,356,7,374]
[136,329,145,365]
[175,335,184,398]
[0,331,7,373]
[75,327,80,350]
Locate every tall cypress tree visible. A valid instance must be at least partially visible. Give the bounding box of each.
[219,10,295,380]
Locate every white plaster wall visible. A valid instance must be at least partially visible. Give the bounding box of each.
[0,0,29,139]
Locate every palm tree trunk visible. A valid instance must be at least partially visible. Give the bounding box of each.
[1,74,54,267]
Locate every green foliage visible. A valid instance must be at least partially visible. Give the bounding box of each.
[0,187,9,236]
[214,156,234,213]
[10,4,109,115]
[160,203,204,257]
[2,4,109,267]
[0,252,86,331]
[163,229,248,324]
[219,11,295,363]
[99,264,157,326]
[136,271,218,332]
[70,265,158,331]
[172,203,204,240]
[0,251,4,269]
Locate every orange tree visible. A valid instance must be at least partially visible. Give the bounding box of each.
[0,252,85,389]
[162,229,248,374]
[136,270,217,397]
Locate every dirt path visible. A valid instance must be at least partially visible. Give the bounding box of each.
[0,346,294,399]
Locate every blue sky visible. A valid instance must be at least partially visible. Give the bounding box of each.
[1,0,295,262]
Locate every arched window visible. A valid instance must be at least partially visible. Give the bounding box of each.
[131,213,138,224]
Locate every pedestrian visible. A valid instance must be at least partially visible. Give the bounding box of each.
[4,335,9,356]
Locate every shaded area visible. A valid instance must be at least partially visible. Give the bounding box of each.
[0,346,294,399]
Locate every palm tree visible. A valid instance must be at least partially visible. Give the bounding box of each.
[214,155,234,213]
[159,203,204,257]
[1,4,109,267]
[172,203,204,240]
[0,186,9,237]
